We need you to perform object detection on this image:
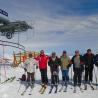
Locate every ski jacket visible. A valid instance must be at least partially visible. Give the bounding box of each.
[24,58,38,73]
[48,56,61,73]
[60,55,70,70]
[94,54,98,67]
[36,55,48,69]
[71,55,84,71]
[83,53,94,68]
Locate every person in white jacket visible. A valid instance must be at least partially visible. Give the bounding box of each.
[24,53,38,84]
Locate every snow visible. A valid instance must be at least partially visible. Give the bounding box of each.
[0,64,98,98]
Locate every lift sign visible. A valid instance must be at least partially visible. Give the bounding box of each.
[0,9,8,17]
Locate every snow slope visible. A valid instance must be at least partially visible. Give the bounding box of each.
[0,64,98,98]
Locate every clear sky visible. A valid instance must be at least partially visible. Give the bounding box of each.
[0,0,98,57]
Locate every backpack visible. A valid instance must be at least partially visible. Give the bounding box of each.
[21,74,26,81]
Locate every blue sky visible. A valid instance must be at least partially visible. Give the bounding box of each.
[0,0,98,57]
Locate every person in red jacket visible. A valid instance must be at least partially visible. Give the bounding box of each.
[37,50,48,85]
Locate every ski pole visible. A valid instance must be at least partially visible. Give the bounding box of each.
[95,66,98,90]
[17,82,22,93]
[17,71,27,93]
[82,68,86,89]
[93,66,97,90]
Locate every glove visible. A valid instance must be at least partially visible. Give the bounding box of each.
[95,61,98,67]
[81,65,84,72]
[36,66,38,69]
[67,64,71,69]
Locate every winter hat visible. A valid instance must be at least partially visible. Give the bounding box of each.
[52,52,56,56]
[75,50,79,53]
[87,49,91,52]
[63,50,66,54]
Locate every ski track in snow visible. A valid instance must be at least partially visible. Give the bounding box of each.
[0,65,98,98]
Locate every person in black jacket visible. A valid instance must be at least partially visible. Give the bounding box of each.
[48,52,61,86]
[94,53,98,67]
[83,49,94,86]
[70,50,84,92]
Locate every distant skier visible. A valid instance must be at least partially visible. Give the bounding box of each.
[36,50,48,94]
[60,51,70,92]
[83,49,95,89]
[70,50,84,92]
[48,52,61,93]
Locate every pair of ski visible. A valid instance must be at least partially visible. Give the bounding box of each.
[84,83,95,90]
[59,85,83,93]
[39,84,47,94]
[49,84,58,94]
[59,85,67,92]
[0,76,16,84]
[73,86,84,93]
[21,83,34,96]
[73,84,95,93]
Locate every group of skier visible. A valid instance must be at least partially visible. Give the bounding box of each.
[22,49,98,94]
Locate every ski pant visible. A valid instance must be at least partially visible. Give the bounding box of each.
[73,68,82,87]
[62,69,69,82]
[40,69,48,85]
[27,72,35,83]
[85,66,93,83]
[51,71,59,85]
